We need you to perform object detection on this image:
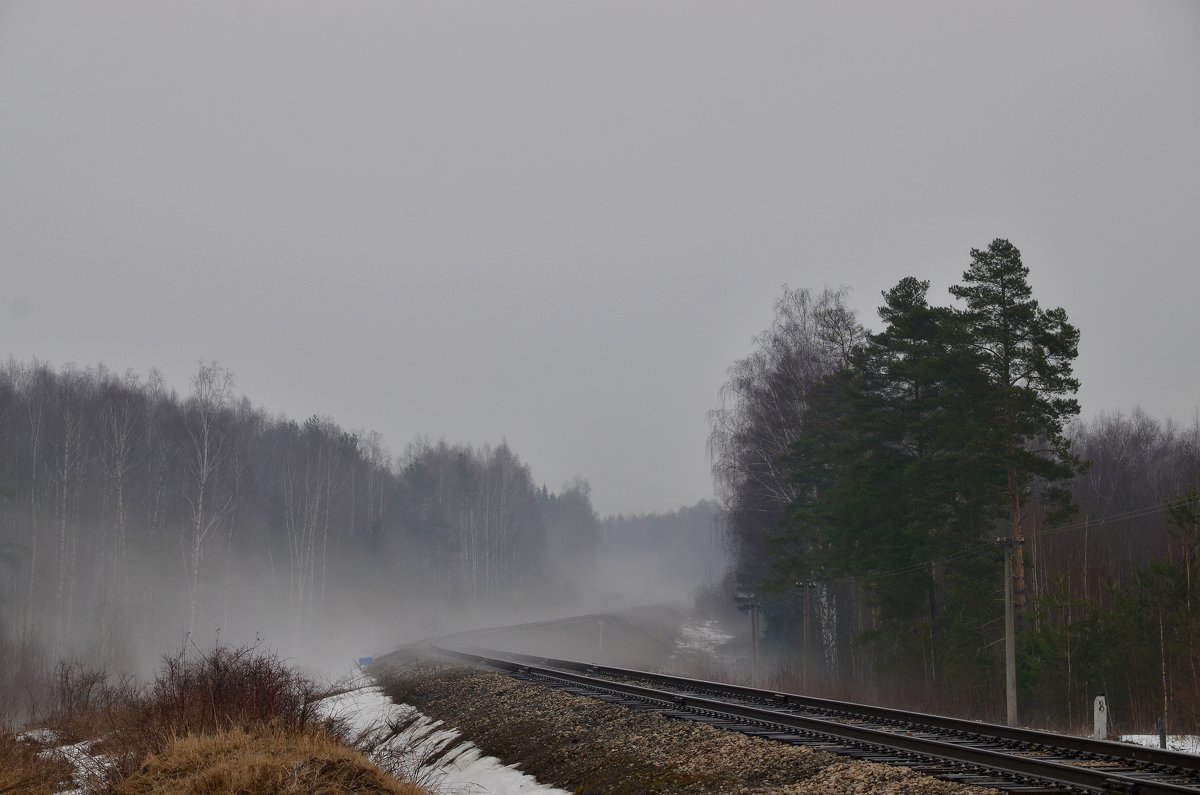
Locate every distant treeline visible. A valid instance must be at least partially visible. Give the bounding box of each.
[597,501,728,607]
[711,240,1200,731]
[0,360,599,676]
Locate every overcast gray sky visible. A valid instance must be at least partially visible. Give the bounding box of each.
[2,1,1198,515]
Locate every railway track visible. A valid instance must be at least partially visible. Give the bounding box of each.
[430,618,1200,795]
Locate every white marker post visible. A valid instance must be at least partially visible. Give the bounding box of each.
[1093,695,1108,739]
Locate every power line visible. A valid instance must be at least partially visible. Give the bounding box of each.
[1030,496,1195,541]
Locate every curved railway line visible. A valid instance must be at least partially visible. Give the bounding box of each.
[425,616,1200,795]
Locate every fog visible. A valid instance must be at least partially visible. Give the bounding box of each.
[2,1,1198,727]
[0,361,725,704]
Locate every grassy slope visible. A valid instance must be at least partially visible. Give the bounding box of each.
[4,645,430,795]
[0,730,74,795]
[113,727,425,795]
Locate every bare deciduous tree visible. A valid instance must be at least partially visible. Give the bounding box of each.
[181,361,235,637]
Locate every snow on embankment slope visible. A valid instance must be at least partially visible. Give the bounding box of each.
[320,680,569,795]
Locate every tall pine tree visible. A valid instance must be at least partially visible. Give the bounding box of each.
[949,239,1082,613]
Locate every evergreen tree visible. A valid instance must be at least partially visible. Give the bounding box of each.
[782,245,1082,695]
[784,278,1003,683]
[949,238,1083,613]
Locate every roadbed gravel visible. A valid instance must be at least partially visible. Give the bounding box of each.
[377,661,997,795]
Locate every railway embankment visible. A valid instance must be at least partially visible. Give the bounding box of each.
[378,660,995,795]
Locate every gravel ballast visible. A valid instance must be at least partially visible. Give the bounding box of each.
[378,662,997,794]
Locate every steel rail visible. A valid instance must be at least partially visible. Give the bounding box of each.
[489,648,1200,775]
[430,621,1200,795]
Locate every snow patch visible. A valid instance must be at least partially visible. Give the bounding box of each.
[1120,734,1200,755]
[675,618,734,655]
[18,729,110,795]
[320,680,570,794]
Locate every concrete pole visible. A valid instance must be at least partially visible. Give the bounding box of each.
[802,584,810,691]
[751,604,760,670]
[1004,541,1018,726]
[1159,611,1169,748]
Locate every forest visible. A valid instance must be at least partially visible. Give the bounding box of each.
[0,360,632,716]
[710,239,1200,733]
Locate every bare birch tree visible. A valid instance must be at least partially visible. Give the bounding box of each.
[709,286,863,591]
[99,369,144,604]
[181,361,235,637]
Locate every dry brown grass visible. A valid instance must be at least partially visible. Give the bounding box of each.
[111,727,427,795]
[34,644,428,794]
[0,729,73,795]
[42,644,346,788]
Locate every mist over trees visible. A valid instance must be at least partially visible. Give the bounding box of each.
[595,501,728,607]
[0,360,604,691]
[712,239,1200,729]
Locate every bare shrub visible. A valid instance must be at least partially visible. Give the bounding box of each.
[137,643,330,740]
[46,661,140,744]
[38,642,352,791]
[116,645,338,785]
[24,642,429,793]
